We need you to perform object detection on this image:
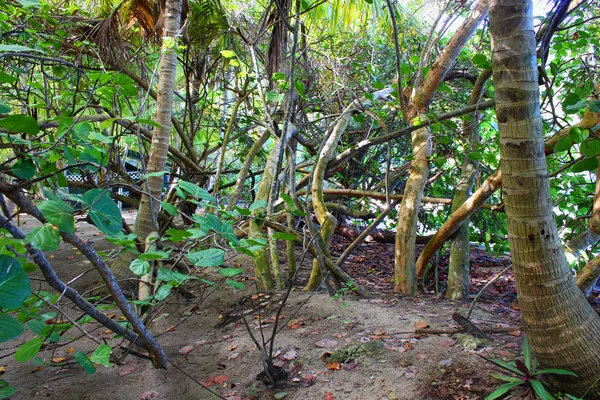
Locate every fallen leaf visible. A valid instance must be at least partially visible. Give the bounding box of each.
[200,377,214,387]
[325,392,334,400]
[179,345,194,355]
[140,391,159,399]
[66,348,75,354]
[343,361,358,371]
[508,330,521,337]
[164,326,176,333]
[315,339,337,348]
[31,366,44,373]
[213,375,228,384]
[439,359,452,367]
[287,319,305,329]
[119,367,136,376]
[228,353,240,360]
[0,366,5,375]
[326,362,341,371]
[51,357,66,363]
[104,329,112,334]
[413,321,429,330]
[282,349,298,361]
[274,392,288,399]
[301,374,314,382]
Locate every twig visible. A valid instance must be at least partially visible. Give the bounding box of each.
[466,264,513,320]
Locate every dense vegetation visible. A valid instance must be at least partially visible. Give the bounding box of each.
[0,0,599,397]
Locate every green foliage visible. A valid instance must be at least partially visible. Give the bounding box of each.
[484,337,577,400]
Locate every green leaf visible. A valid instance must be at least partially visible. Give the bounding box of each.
[485,382,522,400]
[153,283,173,301]
[0,44,44,53]
[178,181,214,202]
[249,199,267,211]
[140,171,166,180]
[0,315,23,342]
[0,256,31,309]
[12,158,36,179]
[38,200,75,234]
[89,344,111,367]
[534,368,578,377]
[568,126,585,143]
[26,224,61,252]
[165,228,192,242]
[581,140,600,157]
[17,0,41,8]
[530,380,555,400]
[553,136,573,153]
[0,115,39,135]
[490,373,524,383]
[156,268,195,285]
[571,157,599,173]
[14,337,43,362]
[139,249,171,261]
[185,248,224,267]
[82,189,123,236]
[27,319,46,336]
[75,351,96,374]
[272,232,298,241]
[129,259,151,276]
[0,379,16,399]
[0,99,11,113]
[523,336,531,371]
[484,358,524,376]
[161,202,178,216]
[221,50,236,58]
[218,268,243,277]
[226,279,245,290]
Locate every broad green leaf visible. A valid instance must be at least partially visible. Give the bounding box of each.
[83,189,123,236]
[226,279,245,290]
[553,136,573,153]
[185,249,224,267]
[0,99,12,112]
[220,50,236,58]
[0,44,44,53]
[178,181,214,202]
[582,140,600,157]
[89,344,111,367]
[249,199,267,211]
[141,171,167,180]
[38,200,75,234]
[161,202,178,216]
[165,228,192,242]
[26,224,61,252]
[0,379,16,399]
[0,315,23,342]
[568,126,585,143]
[0,115,39,135]
[0,256,30,309]
[156,268,195,285]
[11,158,36,179]
[75,351,96,374]
[27,319,46,336]
[272,232,298,241]
[14,337,43,362]
[153,283,173,301]
[218,268,243,277]
[490,373,523,383]
[485,382,522,400]
[129,259,151,276]
[571,157,599,173]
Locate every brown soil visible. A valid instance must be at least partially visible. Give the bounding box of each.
[0,213,524,400]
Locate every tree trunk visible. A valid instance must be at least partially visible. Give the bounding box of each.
[110,0,183,284]
[490,1,600,395]
[446,70,491,300]
[394,0,489,294]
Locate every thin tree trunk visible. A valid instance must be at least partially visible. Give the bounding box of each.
[394,0,489,294]
[111,0,183,284]
[490,1,600,395]
[446,70,492,300]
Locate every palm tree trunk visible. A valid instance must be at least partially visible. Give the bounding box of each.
[490,0,600,395]
[111,0,183,283]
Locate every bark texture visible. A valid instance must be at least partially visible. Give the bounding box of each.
[490,1,600,395]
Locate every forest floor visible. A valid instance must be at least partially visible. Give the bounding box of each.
[1,211,530,400]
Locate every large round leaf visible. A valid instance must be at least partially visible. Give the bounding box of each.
[0,256,31,309]
[0,114,39,135]
[38,200,75,234]
[83,189,123,236]
[185,248,224,267]
[14,337,42,362]
[26,224,61,252]
[0,315,24,342]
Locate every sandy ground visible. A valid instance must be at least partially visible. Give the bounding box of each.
[0,213,523,400]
